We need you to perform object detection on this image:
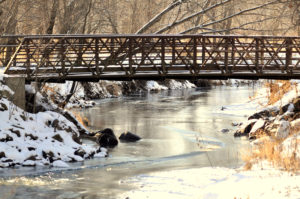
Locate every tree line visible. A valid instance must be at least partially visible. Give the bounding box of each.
[0,0,299,36]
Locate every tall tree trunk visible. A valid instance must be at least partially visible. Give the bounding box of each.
[46,0,59,34]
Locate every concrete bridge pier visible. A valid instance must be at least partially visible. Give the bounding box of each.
[4,77,26,110]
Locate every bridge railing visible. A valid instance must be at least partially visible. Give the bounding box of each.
[0,35,25,68]
[2,34,300,81]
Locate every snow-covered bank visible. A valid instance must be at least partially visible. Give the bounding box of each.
[118,81,300,199]
[119,166,300,199]
[41,80,196,108]
[0,78,106,168]
[41,79,256,109]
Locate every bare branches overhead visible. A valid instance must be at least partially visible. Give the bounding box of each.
[181,0,283,34]
[0,0,298,36]
[136,0,188,34]
[155,0,233,34]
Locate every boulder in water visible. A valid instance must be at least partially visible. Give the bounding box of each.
[96,128,118,148]
[119,132,141,142]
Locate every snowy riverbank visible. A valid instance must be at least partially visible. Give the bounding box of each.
[0,77,107,168]
[119,80,300,199]
[120,165,300,199]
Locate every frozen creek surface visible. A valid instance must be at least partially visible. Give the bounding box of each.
[0,86,259,199]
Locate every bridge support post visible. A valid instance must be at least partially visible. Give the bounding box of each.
[3,76,26,110]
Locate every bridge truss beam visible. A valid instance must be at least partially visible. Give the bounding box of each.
[1,34,300,82]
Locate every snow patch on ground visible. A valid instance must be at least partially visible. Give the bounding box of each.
[120,166,300,199]
[52,160,70,168]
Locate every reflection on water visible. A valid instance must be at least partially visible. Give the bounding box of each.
[0,86,255,199]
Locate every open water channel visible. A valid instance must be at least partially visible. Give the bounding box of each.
[0,85,256,199]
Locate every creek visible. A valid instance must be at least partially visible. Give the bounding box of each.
[0,85,256,199]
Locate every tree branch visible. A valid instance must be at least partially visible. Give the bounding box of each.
[136,0,187,34]
[180,0,283,34]
[198,16,277,34]
[156,0,232,34]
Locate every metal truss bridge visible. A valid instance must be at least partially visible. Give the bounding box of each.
[1,34,300,82]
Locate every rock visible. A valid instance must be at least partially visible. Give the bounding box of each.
[0,152,6,159]
[0,134,13,142]
[264,122,279,136]
[278,111,293,120]
[52,134,64,142]
[42,151,55,163]
[2,159,13,163]
[25,133,38,140]
[292,97,300,112]
[20,114,27,121]
[249,119,266,139]
[9,129,21,137]
[25,155,38,161]
[94,147,108,158]
[119,132,141,142]
[234,120,257,137]
[275,120,290,139]
[27,147,36,151]
[248,110,268,120]
[221,129,229,133]
[74,148,86,158]
[279,103,293,115]
[248,110,269,120]
[0,102,8,111]
[100,128,117,140]
[292,112,300,120]
[96,128,118,147]
[248,108,279,120]
[231,122,239,127]
[97,133,118,148]
[72,134,82,144]
[52,119,62,131]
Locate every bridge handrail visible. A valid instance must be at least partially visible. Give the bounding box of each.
[2,34,300,82]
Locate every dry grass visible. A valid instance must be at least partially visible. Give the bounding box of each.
[71,111,90,127]
[243,132,300,172]
[42,85,59,104]
[265,80,294,105]
[249,80,297,106]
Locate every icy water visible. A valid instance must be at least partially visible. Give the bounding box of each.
[0,85,256,199]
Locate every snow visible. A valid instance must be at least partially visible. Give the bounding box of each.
[275,120,290,139]
[22,160,36,167]
[288,103,295,112]
[119,166,300,199]
[167,79,196,89]
[94,151,107,158]
[0,76,107,167]
[281,133,300,159]
[291,118,300,129]
[146,81,168,91]
[250,118,265,134]
[52,160,70,168]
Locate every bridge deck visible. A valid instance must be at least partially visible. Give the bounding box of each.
[1,34,300,82]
